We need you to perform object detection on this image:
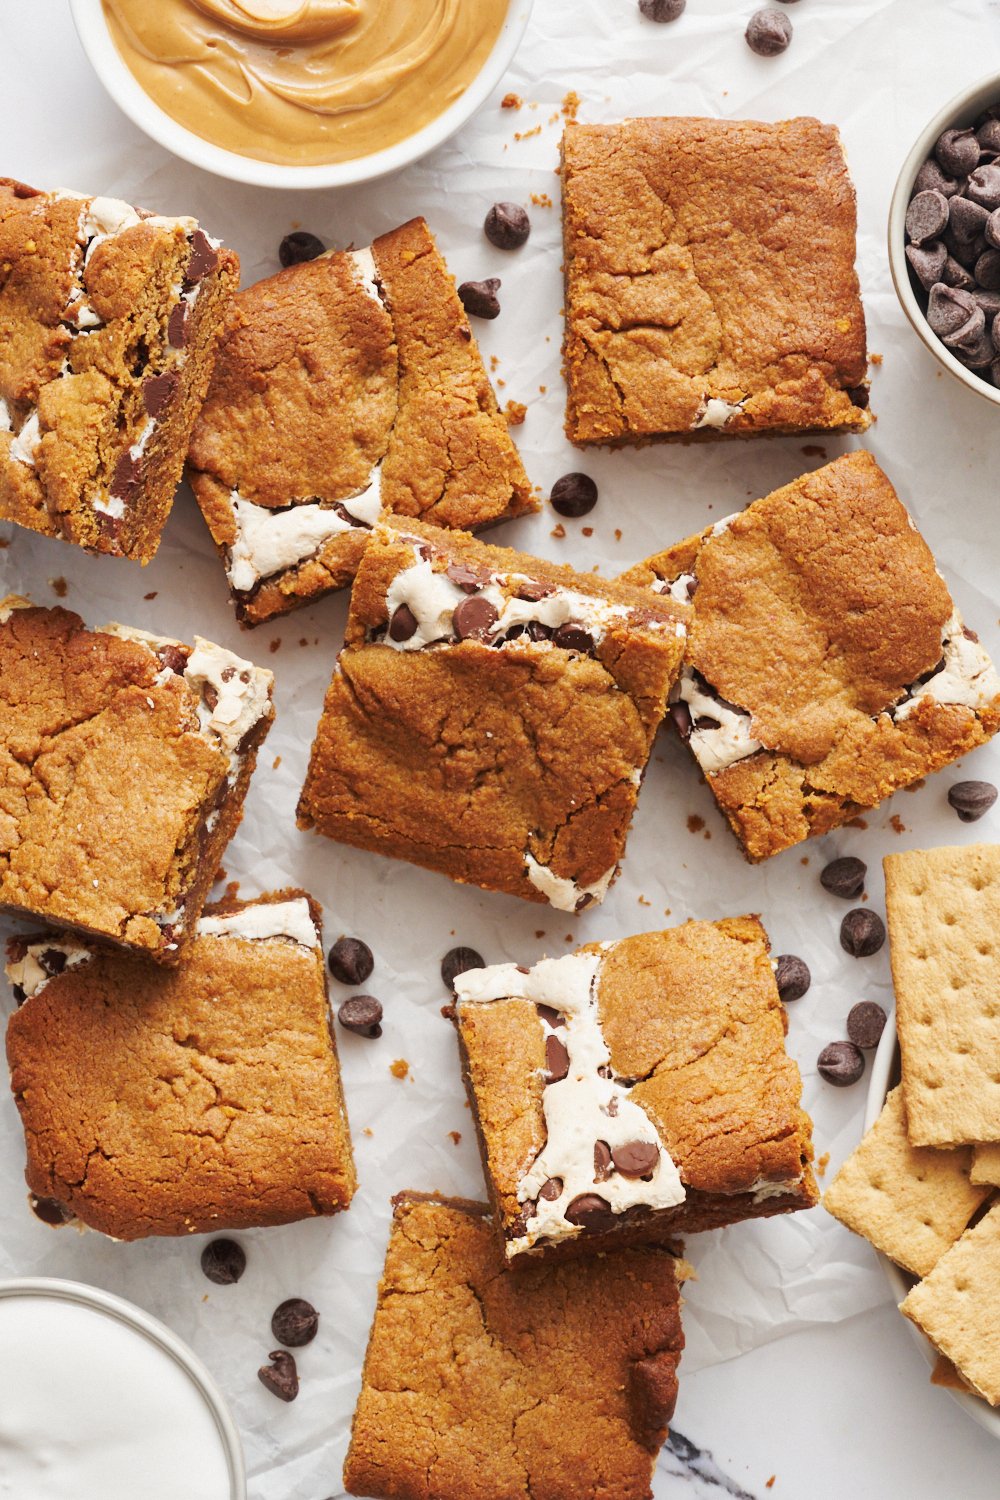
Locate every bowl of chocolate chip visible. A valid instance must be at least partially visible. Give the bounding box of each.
[70,0,535,190]
[890,75,1000,406]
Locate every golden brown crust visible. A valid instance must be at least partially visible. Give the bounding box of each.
[619,453,1000,860]
[6,888,356,1240]
[561,118,870,446]
[297,517,687,906]
[343,1195,684,1500]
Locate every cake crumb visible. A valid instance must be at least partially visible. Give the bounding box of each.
[214,867,227,884]
[562,89,581,120]
[530,192,553,208]
[801,856,810,865]
[766,1480,776,1491]
[815,1151,830,1178]
[501,92,522,110]
[551,523,566,540]
[870,352,883,365]
[582,526,594,538]
[272,755,282,770]
[614,528,622,542]
[889,813,906,834]
[687,814,705,834]
[504,399,527,426]
[514,126,543,142]
[535,930,545,939]
[269,637,281,653]
[638,894,651,907]
[448,1131,462,1146]
[299,637,309,647]
[48,577,68,598]
[490,354,500,371]
[0,538,9,549]
[143,590,157,599]
[801,444,827,458]
[363,1127,373,1138]
[390,1059,410,1080]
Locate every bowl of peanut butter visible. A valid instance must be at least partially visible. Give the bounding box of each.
[70,0,534,188]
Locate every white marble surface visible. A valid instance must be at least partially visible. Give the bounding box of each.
[3,2,1000,1497]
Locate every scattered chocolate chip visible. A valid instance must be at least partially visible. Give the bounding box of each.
[458,278,501,319]
[258,1350,299,1402]
[817,1040,865,1087]
[639,0,685,17]
[840,908,886,958]
[774,954,811,1003]
[846,1001,887,1050]
[446,562,490,593]
[906,190,950,245]
[328,936,374,986]
[31,1196,71,1226]
[935,127,982,178]
[948,779,998,821]
[745,8,792,55]
[538,1177,563,1201]
[185,229,219,285]
[271,1297,319,1348]
[111,450,143,503]
[550,472,598,518]
[453,595,498,641]
[536,1004,564,1027]
[142,370,179,419]
[612,1140,660,1177]
[594,1140,613,1180]
[552,623,594,654]
[484,201,531,250]
[820,855,866,900]
[545,1034,570,1083]
[388,603,418,642]
[338,995,383,1038]
[200,1238,246,1285]
[279,231,326,267]
[167,301,189,349]
[565,1192,616,1229]
[441,946,485,991]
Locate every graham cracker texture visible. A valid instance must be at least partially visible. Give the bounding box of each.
[972,1143,1000,1187]
[823,1087,989,1278]
[901,1201,1000,1406]
[885,844,1000,1147]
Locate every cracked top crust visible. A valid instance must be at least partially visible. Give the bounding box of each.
[562,117,871,445]
[620,452,1000,860]
[187,216,536,626]
[455,917,815,1259]
[4,889,356,1240]
[0,602,274,957]
[297,517,687,909]
[343,1193,685,1500]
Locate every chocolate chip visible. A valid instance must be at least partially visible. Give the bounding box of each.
[639,0,685,17]
[943,303,986,353]
[968,163,1000,210]
[906,240,948,290]
[516,579,555,603]
[484,202,531,250]
[550,472,598,518]
[942,256,976,290]
[846,1001,887,1050]
[612,1141,660,1177]
[745,8,792,55]
[552,623,594,654]
[906,190,950,245]
[388,603,418,642]
[446,562,490,593]
[545,1034,570,1083]
[949,195,989,243]
[538,1176,563,1200]
[935,127,982,178]
[774,954,811,1003]
[594,1140,613,1181]
[338,995,383,1038]
[441,946,485,991]
[111,450,143,503]
[279,231,326,268]
[820,855,866,900]
[11,984,25,1006]
[458,278,501,319]
[977,248,1000,289]
[37,947,67,976]
[817,1040,865,1087]
[840,908,886,958]
[980,119,1000,155]
[536,1004,564,1027]
[453,595,498,642]
[328,936,374,986]
[200,1238,246,1285]
[258,1350,299,1402]
[202,682,219,713]
[31,1196,71,1226]
[565,1193,616,1229]
[141,370,179,421]
[913,158,961,198]
[948,779,998,821]
[955,324,996,367]
[185,229,219,285]
[927,284,979,337]
[669,701,693,740]
[167,301,189,348]
[973,288,1000,317]
[271,1297,319,1348]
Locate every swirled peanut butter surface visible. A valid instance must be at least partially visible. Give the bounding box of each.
[102,0,510,165]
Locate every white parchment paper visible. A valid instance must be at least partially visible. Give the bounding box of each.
[3,1,1000,1496]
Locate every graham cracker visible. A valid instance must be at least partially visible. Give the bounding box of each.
[884,844,1000,1147]
[823,1087,989,1277]
[972,1143,1000,1187]
[901,1201,1000,1406]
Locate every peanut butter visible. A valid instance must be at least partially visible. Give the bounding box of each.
[102,0,511,167]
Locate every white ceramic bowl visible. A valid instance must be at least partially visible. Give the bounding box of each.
[888,73,1000,410]
[0,1277,246,1495]
[69,0,535,190]
[866,1016,1000,1440]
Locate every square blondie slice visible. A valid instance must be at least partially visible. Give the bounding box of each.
[0,179,237,561]
[343,1194,685,1500]
[297,517,687,909]
[901,1202,1000,1407]
[187,217,536,626]
[5,890,355,1239]
[0,598,273,962]
[453,917,816,1263]
[562,117,871,445]
[619,452,1000,861]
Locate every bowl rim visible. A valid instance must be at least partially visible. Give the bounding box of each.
[0,1275,247,1495]
[68,0,535,190]
[887,71,1000,410]
[865,1015,1000,1440]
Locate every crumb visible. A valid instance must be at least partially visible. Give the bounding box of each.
[501,92,522,110]
[638,894,651,907]
[272,754,282,770]
[801,444,827,458]
[440,1003,457,1020]
[800,856,809,866]
[48,577,67,598]
[222,880,241,902]
[551,523,566,540]
[0,538,9,549]
[903,778,926,793]
[143,590,157,599]
[703,830,711,840]
[664,908,671,917]
[815,1152,830,1179]
[269,637,281,654]
[562,89,581,120]
[548,112,560,126]
[530,193,553,208]
[497,376,506,388]
[581,526,594,538]
[363,1126,373,1138]
[449,1131,462,1146]
[514,126,543,141]
[538,384,547,394]
[870,352,883,365]
[845,817,869,830]
[687,814,705,834]
[564,934,574,944]
[766,1480,776,1492]
[889,813,906,834]
[490,354,500,371]
[504,399,527,426]
[614,528,622,542]
[214,867,227,884]
[390,1059,410,1080]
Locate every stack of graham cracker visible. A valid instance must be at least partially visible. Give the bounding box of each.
[826,843,1000,1406]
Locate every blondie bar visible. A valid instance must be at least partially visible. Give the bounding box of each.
[343,1194,685,1500]
[0,179,237,560]
[620,453,1000,860]
[0,598,273,961]
[5,890,355,1239]
[454,917,816,1261]
[297,517,687,909]
[188,217,536,626]
[562,117,870,444]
